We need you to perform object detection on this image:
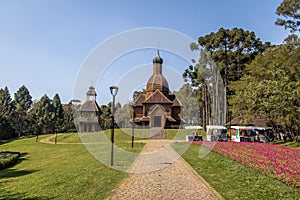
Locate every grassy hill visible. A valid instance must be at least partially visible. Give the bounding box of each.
[2,130,299,200]
[0,132,143,200]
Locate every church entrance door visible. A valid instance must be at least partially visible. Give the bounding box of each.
[153,116,162,127]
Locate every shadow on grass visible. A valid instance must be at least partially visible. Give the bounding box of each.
[0,138,18,146]
[0,152,29,171]
[0,152,38,178]
[1,190,54,200]
[0,135,37,146]
[8,152,28,168]
[0,168,39,178]
[17,152,28,161]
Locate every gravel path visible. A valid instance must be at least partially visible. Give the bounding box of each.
[106,140,223,200]
[39,135,58,144]
[39,134,82,144]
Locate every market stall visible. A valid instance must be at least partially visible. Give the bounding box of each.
[229,126,271,142]
[206,125,227,142]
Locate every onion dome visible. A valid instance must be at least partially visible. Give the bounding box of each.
[146,51,169,96]
[146,74,169,94]
[152,50,163,64]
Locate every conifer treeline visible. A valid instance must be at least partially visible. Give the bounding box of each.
[0,85,76,139]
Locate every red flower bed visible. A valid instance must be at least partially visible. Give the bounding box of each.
[193,141,300,188]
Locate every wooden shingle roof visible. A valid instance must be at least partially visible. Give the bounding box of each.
[78,100,101,113]
[143,90,172,104]
[133,94,145,106]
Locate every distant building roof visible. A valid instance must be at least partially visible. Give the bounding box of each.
[86,86,97,96]
[78,100,101,113]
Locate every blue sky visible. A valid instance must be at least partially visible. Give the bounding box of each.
[0,0,289,105]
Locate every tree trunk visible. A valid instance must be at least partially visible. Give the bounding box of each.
[224,84,227,125]
[202,85,206,131]
[206,84,210,125]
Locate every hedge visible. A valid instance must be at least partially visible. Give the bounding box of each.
[0,151,20,170]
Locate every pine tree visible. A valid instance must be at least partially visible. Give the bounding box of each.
[62,102,76,132]
[275,0,300,33]
[52,94,64,133]
[185,28,270,124]
[12,85,32,137]
[0,87,15,139]
[35,95,54,134]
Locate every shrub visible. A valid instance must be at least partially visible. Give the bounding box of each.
[0,151,20,170]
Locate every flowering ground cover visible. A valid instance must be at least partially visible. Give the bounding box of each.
[193,141,300,188]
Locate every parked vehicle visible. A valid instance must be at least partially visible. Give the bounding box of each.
[206,125,227,142]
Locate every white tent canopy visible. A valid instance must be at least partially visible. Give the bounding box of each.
[206,125,227,130]
[230,126,272,130]
[185,125,203,130]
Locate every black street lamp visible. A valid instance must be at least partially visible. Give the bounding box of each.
[55,132,57,144]
[109,86,119,166]
[131,122,134,148]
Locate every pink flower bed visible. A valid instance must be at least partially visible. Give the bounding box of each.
[193,141,300,188]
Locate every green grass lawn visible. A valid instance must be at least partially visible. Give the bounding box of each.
[3,130,298,200]
[175,143,300,200]
[274,136,300,150]
[49,133,81,143]
[279,141,300,150]
[110,128,204,140]
[91,128,202,140]
[0,133,144,200]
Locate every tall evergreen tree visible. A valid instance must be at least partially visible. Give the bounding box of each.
[100,105,111,130]
[35,95,54,134]
[62,102,76,132]
[13,85,32,110]
[12,85,32,136]
[275,0,300,33]
[0,87,15,139]
[52,94,64,133]
[27,100,39,135]
[185,28,270,124]
[0,87,14,116]
[284,34,300,46]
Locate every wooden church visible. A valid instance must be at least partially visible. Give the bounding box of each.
[131,51,182,133]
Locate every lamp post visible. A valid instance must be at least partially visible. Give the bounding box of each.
[55,132,57,144]
[131,122,134,148]
[229,111,232,142]
[109,86,119,166]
